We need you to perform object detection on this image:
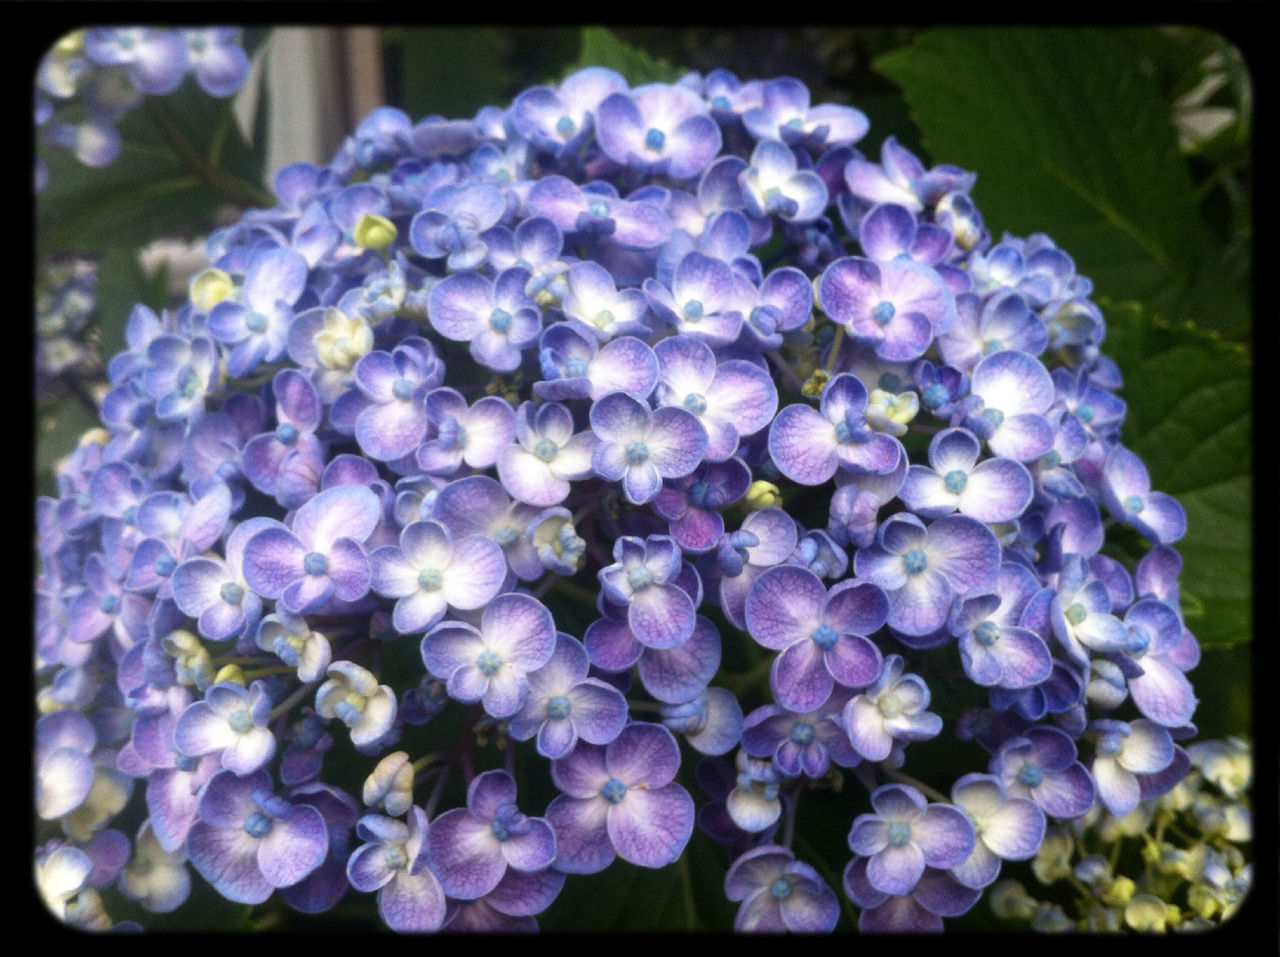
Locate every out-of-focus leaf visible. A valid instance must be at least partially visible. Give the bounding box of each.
[568,27,685,86]
[1101,300,1251,649]
[384,28,514,121]
[874,28,1247,341]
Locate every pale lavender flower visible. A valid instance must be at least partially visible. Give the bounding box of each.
[725,844,840,933]
[590,391,708,505]
[848,783,974,897]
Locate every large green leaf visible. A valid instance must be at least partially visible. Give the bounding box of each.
[1101,301,1251,649]
[568,27,685,86]
[36,74,269,257]
[874,29,1246,338]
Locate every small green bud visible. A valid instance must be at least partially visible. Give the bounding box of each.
[1100,875,1136,906]
[744,480,782,511]
[801,368,829,397]
[190,267,235,312]
[353,213,397,250]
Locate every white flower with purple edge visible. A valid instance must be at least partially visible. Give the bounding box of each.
[590,390,708,505]
[848,783,975,898]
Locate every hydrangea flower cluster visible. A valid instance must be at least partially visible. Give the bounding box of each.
[35,28,251,189]
[36,64,1208,933]
[37,255,102,403]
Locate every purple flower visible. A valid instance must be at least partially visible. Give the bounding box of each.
[990,725,1096,820]
[598,535,697,649]
[242,484,382,615]
[173,680,276,775]
[427,770,556,900]
[497,400,598,507]
[947,773,1045,889]
[346,808,445,933]
[848,784,974,897]
[817,256,956,362]
[739,139,829,223]
[421,592,557,718]
[769,373,902,486]
[1100,444,1187,544]
[590,391,708,505]
[187,769,328,905]
[742,77,869,150]
[595,83,722,180]
[841,655,942,763]
[1090,719,1176,815]
[744,565,885,712]
[427,268,542,372]
[546,722,695,873]
[724,844,840,933]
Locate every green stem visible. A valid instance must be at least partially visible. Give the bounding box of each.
[824,324,845,373]
[143,99,273,209]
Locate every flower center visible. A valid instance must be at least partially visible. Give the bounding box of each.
[98,594,119,615]
[770,878,794,900]
[878,372,901,392]
[625,440,649,464]
[1018,763,1044,788]
[1075,403,1094,423]
[593,309,614,328]
[392,378,415,400]
[475,650,503,676]
[489,308,512,332]
[789,722,816,745]
[245,311,268,334]
[683,392,707,414]
[1123,494,1145,514]
[588,200,610,220]
[687,480,711,508]
[984,407,1005,428]
[495,527,518,547]
[490,819,512,842]
[903,548,928,574]
[243,811,272,838]
[600,777,627,804]
[974,620,1000,646]
[921,383,949,409]
[871,301,896,325]
[383,845,407,871]
[564,356,589,378]
[644,128,666,151]
[547,695,572,719]
[811,623,839,651]
[155,553,177,576]
[228,709,253,733]
[1098,733,1124,756]
[534,437,560,462]
[887,822,912,847]
[1065,602,1087,626]
[944,469,968,493]
[1041,449,1061,470]
[982,338,1004,355]
[275,422,298,445]
[220,582,245,605]
[627,565,654,590]
[555,116,575,137]
[878,693,903,718]
[683,299,704,321]
[417,568,442,591]
[303,552,328,576]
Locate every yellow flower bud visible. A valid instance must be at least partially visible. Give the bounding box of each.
[801,368,829,397]
[213,664,246,686]
[744,480,782,511]
[190,268,236,313]
[353,213,398,251]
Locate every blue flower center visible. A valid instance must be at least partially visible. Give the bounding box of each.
[600,778,627,804]
[98,594,119,615]
[1041,449,1061,470]
[489,308,512,332]
[687,480,711,508]
[534,437,560,462]
[887,822,913,847]
[243,811,272,838]
[811,623,839,651]
[921,383,949,409]
[564,356,589,378]
[1018,763,1044,788]
[770,878,794,900]
[303,552,328,575]
[789,722,816,745]
[275,422,299,445]
[644,128,666,151]
[943,469,968,493]
[974,620,1000,646]
[383,845,407,871]
[495,527,518,547]
[878,372,902,392]
[683,392,707,414]
[220,582,245,605]
[490,819,512,842]
[785,117,805,131]
[588,200,610,220]
[683,299,704,321]
[179,369,201,398]
[1075,403,1094,423]
[475,650,503,676]
[547,695,572,719]
[228,709,253,733]
[871,301,896,325]
[711,95,731,111]
[982,338,1004,355]
[627,565,654,590]
[555,115,575,137]
[1064,602,1087,626]
[594,309,614,328]
[417,568,442,591]
[154,552,177,576]
[625,440,649,465]
[189,36,208,53]
[1098,733,1124,756]
[392,378,415,400]
[984,407,1005,428]
[175,753,198,772]
[903,548,928,573]
[245,311,268,334]
[1123,494,1145,514]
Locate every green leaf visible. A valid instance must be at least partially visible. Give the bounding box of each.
[384,28,515,121]
[36,78,269,257]
[568,27,685,86]
[874,29,1246,338]
[1101,300,1251,648]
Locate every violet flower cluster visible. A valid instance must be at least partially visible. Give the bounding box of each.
[36,64,1203,934]
[35,28,251,190]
